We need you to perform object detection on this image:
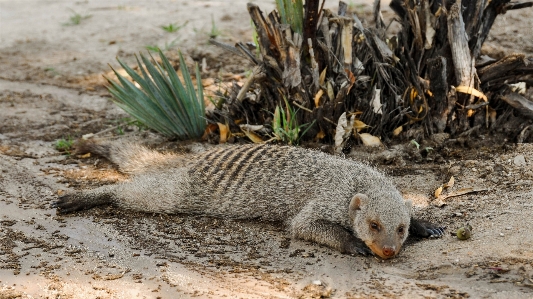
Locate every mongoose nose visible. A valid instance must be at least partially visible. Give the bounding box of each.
[382,246,396,257]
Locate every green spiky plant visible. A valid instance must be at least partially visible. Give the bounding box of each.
[275,0,303,34]
[105,50,206,139]
[271,97,314,145]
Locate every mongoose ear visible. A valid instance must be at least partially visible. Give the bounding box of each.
[404,199,413,216]
[349,193,368,220]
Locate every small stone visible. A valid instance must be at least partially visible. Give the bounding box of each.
[455,212,463,217]
[505,226,512,230]
[514,155,526,166]
[449,166,461,175]
[499,233,505,237]
[312,280,322,286]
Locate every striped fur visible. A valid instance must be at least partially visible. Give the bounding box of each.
[56,141,414,259]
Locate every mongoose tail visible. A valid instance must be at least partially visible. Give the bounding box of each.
[54,142,445,258]
[76,139,183,174]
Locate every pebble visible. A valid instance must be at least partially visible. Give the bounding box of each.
[514,155,526,166]
[499,233,505,237]
[449,166,461,175]
[312,280,322,286]
[505,226,512,230]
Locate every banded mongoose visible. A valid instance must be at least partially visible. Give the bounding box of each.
[54,141,445,259]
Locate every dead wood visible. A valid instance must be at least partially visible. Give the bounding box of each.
[499,91,533,119]
[209,0,533,145]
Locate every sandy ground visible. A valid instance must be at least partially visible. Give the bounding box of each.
[1,0,533,298]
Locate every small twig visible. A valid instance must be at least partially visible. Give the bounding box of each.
[457,124,481,138]
[291,101,336,125]
[82,120,139,139]
[291,101,313,113]
[236,65,264,101]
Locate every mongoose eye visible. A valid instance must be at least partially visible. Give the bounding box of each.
[370,222,380,231]
[398,225,405,234]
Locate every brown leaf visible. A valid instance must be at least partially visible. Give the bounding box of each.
[345,68,356,94]
[78,153,91,159]
[314,130,326,141]
[327,81,334,101]
[202,123,218,140]
[319,67,327,86]
[434,186,443,198]
[353,120,369,132]
[442,187,488,200]
[444,176,455,188]
[314,89,324,108]
[240,125,264,143]
[217,122,229,144]
[359,133,382,147]
[456,85,488,102]
[393,126,403,136]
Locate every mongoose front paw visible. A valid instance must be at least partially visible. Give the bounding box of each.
[342,240,374,256]
[354,246,373,256]
[52,194,86,214]
[410,218,446,238]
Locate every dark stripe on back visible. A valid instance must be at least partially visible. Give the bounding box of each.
[224,145,270,193]
[231,145,291,193]
[215,145,259,185]
[203,146,245,178]
[189,147,222,174]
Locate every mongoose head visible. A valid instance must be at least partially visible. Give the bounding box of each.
[349,193,411,259]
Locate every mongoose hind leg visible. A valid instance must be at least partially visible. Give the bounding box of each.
[53,186,116,214]
[291,219,373,256]
[409,218,446,238]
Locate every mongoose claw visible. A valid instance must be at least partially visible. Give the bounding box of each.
[427,226,446,238]
[355,246,374,256]
[410,218,447,238]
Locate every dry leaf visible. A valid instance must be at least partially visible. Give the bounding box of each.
[334,112,355,152]
[319,67,327,86]
[327,81,335,101]
[217,122,229,144]
[240,126,264,144]
[456,85,488,102]
[371,87,382,114]
[393,126,403,136]
[78,152,91,159]
[345,68,356,94]
[202,123,218,140]
[334,112,348,149]
[444,176,455,188]
[359,133,382,147]
[353,120,369,132]
[434,186,443,198]
[441,187,488,200]
[239,124,264,132]
[314,89,324,108]
[315,130,326,141]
